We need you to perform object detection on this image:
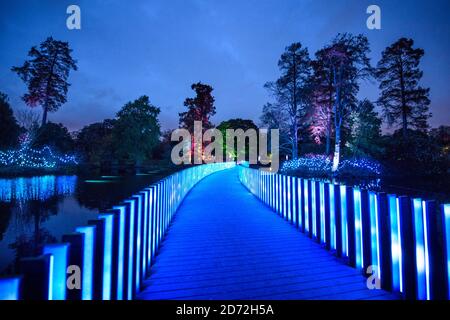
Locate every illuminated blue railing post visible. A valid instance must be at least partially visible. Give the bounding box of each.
[62,233,84,300]
[98,213,114,300]
[42,243,69,300]
[361,190,371,271]
[376,192,392,291]
[334,185,343,257]
[109,206,126,300]
[423,200,446,300]
[0,277,22,300]
[312,181,320,242]
[353,188,363,270]
[388,195,402,294]
[75,225,96,300]
[442,203,450,300]
[87,219,106,300]
[344,186,355,265]
[291,177,297,226]
[311,181,317,239]
[131,194,143,293]
[306,180,313,238]
[412,198,428,300]
[297,178,303,230]
[19,254,52,300]
[141,189,151,276]
[398,196,416,300]
[123,198,137,300]
[323,182,331,250]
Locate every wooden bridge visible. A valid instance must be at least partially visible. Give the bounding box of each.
[137,168,395,300]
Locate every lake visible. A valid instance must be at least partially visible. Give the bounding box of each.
[0,169,175,275]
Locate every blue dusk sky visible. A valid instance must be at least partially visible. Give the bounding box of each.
[0,0,449,131]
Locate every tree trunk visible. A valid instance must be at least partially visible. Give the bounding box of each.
[332,125,340,172]
[325,113,331,155]
[292,125,298,160]
[41,106,48,127]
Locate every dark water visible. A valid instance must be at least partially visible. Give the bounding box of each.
[0,170,173,275]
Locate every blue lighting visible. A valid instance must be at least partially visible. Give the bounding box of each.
[43,243,69,300]
[75,225,96,300]
[353,189,363,270]
[0,277,21,300]
[134,195,143,291]
[311,181,317,237]
[304,181,309,232]
[389,195,403,293]
[340,185,348,256]
[98,213,114,300]
[329,184,336,250]
[112,205,126,300]
[412,198,428,300]
[124,199,136,300]
[319,182,326,243]
[443,203,450,299]
[368,192,380,280]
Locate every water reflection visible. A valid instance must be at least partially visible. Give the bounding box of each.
[0,176,77,202]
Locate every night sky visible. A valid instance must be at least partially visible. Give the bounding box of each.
[1,0,449,132]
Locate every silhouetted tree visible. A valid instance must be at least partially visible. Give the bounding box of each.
[76,119,116,164]
[322,34,372,171]
[0,92,21,150]
[217,118,258,160]
[309,49,335,155]
[348,99,382,157]
[265,43,312,159]
[12,37,77,126]
[33,122,75,153]
[376,38,431,137]
[179,82,216,131]
[112,96,160,165]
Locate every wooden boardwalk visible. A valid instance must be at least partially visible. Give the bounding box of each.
[137,168,397,300]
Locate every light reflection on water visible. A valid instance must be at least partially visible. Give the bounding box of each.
[0,176,77,202]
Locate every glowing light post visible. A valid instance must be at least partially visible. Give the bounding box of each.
[98,213,114,300]
[398,196,415,300]
[304,180,310,235]
[353,189,364,270]
[110,205,126,300]
[311,181,317,239]
[319,182,326,244]
[291,177,297,225]
[329,184,336,251]
[412,198,429,300]
[131,194,143,293]
[286,176,291,221]
[442,203,450,300]
[141,189,151,275]
[297,178,303,230]
[388,195,403,293]
[339,185,349,258]
[123,198,136,300]
[368,192,381,281]
[0,277,22,300]
[75,225,96,300]
[42,243,69,300]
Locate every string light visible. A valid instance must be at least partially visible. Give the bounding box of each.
[0,135,78,169]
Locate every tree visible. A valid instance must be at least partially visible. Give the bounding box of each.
[259,102,290,156]
[0,92,21,150]
[322,34,372,171]
[179,82,216,131]
[179,82,216,158]
[348,99,382,157]
[309,49,335,155]
[217,118,258,160]
[376,38,431,137]
[32,122,75,153]
[112,96,160,165]
[265,43,312,159]
[76,119,116,164]
[12,37,77,126]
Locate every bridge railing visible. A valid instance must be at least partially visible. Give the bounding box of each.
[0,162,235,300]
[238,165,450,300]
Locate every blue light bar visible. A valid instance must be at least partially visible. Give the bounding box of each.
[112,205,126,300]
[329,184,336,250]
[98,213,114,300]
[368,192,380,280]
[124,199,136,300]
[0,277,21,300]
[443,203,450,299]
[311,181,317,237]
[133,195,143,292]
[42,243,69,300]
[340,185,348,256]
[353,189,363,270]
[412,198,428,300]
[75,225,96,300]
[304,181,309,232]
[319,182,326,243]
[388,195,403,293]
[286,176,291,221]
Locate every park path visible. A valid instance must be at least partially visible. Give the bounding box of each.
[137,168,396,300]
